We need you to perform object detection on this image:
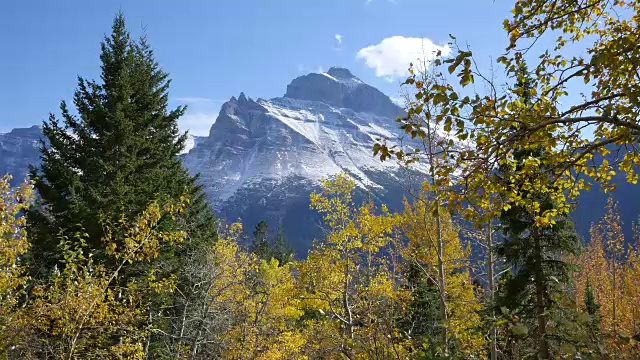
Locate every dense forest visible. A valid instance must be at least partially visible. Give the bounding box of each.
[2,1,640,358]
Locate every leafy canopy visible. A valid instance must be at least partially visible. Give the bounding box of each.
[374,0,640,228]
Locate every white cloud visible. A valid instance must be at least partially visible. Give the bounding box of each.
[172,97,226,135]
[178,110,220,137]
[356,36,451,80]
[335,34,343,46]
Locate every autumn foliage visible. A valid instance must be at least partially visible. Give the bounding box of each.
[5,0,640,358]
[572,198,640,358]
[1,173,488,359]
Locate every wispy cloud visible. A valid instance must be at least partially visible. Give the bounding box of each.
[356,36,451,80]
[335,34,343,46]
[178,111,220,137]
[173,97,224,105]
[297,64,326,74]
[172,97,225,136]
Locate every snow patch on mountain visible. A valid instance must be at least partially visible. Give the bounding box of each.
[180,135,206,155]
[180,136,196,155]
[320,70,363,89]
[182,68,420,206]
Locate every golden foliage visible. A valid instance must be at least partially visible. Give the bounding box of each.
[3,189,188,359]
[211,222,307,359]
[0,175,34,355]
[572,198,640,357]
[299,173,414,358]
[398,192,485,356]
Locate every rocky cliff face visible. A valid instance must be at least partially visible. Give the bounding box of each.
[181,67,422,253]
[285,67,402,118]
[0,125,42,185]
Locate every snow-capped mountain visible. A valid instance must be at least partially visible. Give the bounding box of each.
[1,68,421,253]
[181,67,423,252]
[183,70,411,196]
[2,67,639,253]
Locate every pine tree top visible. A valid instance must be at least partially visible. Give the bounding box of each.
[27,12,215,277]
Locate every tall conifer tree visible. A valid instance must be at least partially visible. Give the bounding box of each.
[495,64,583,358]
[28,12,214,274]
[271,225,293,265]
[26,13,217,355]
[250,220,271,260]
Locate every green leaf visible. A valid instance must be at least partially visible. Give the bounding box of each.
[444,121,452,133]
[577,312,591,323]
[559,344,577,356]
[510,324,528,336]
[460,73,473,86]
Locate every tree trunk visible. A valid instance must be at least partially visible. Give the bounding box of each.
[536,289,549,358]
[426,119,448,354]
[534,230,550,359]
[612,259,617,337]
[144,317,151,359]
[434,201,449,353]
[487,224,497,360]
[176,303,188,358]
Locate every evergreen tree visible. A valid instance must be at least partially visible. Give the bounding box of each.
[582,278,605,351]
[271,225,293,265]
[495,64,582,359]
[399,261,442,355]
[26,13,217,356]
[496,152,584,359]
[250,222,293,265]
[584,279,600,317]
[251,220,271,260]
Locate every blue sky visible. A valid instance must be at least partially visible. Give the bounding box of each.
[1,0,515,135]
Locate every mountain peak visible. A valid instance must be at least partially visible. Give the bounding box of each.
[284,68,402,118]
[326,66,357,80]
[4,125,42,138]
